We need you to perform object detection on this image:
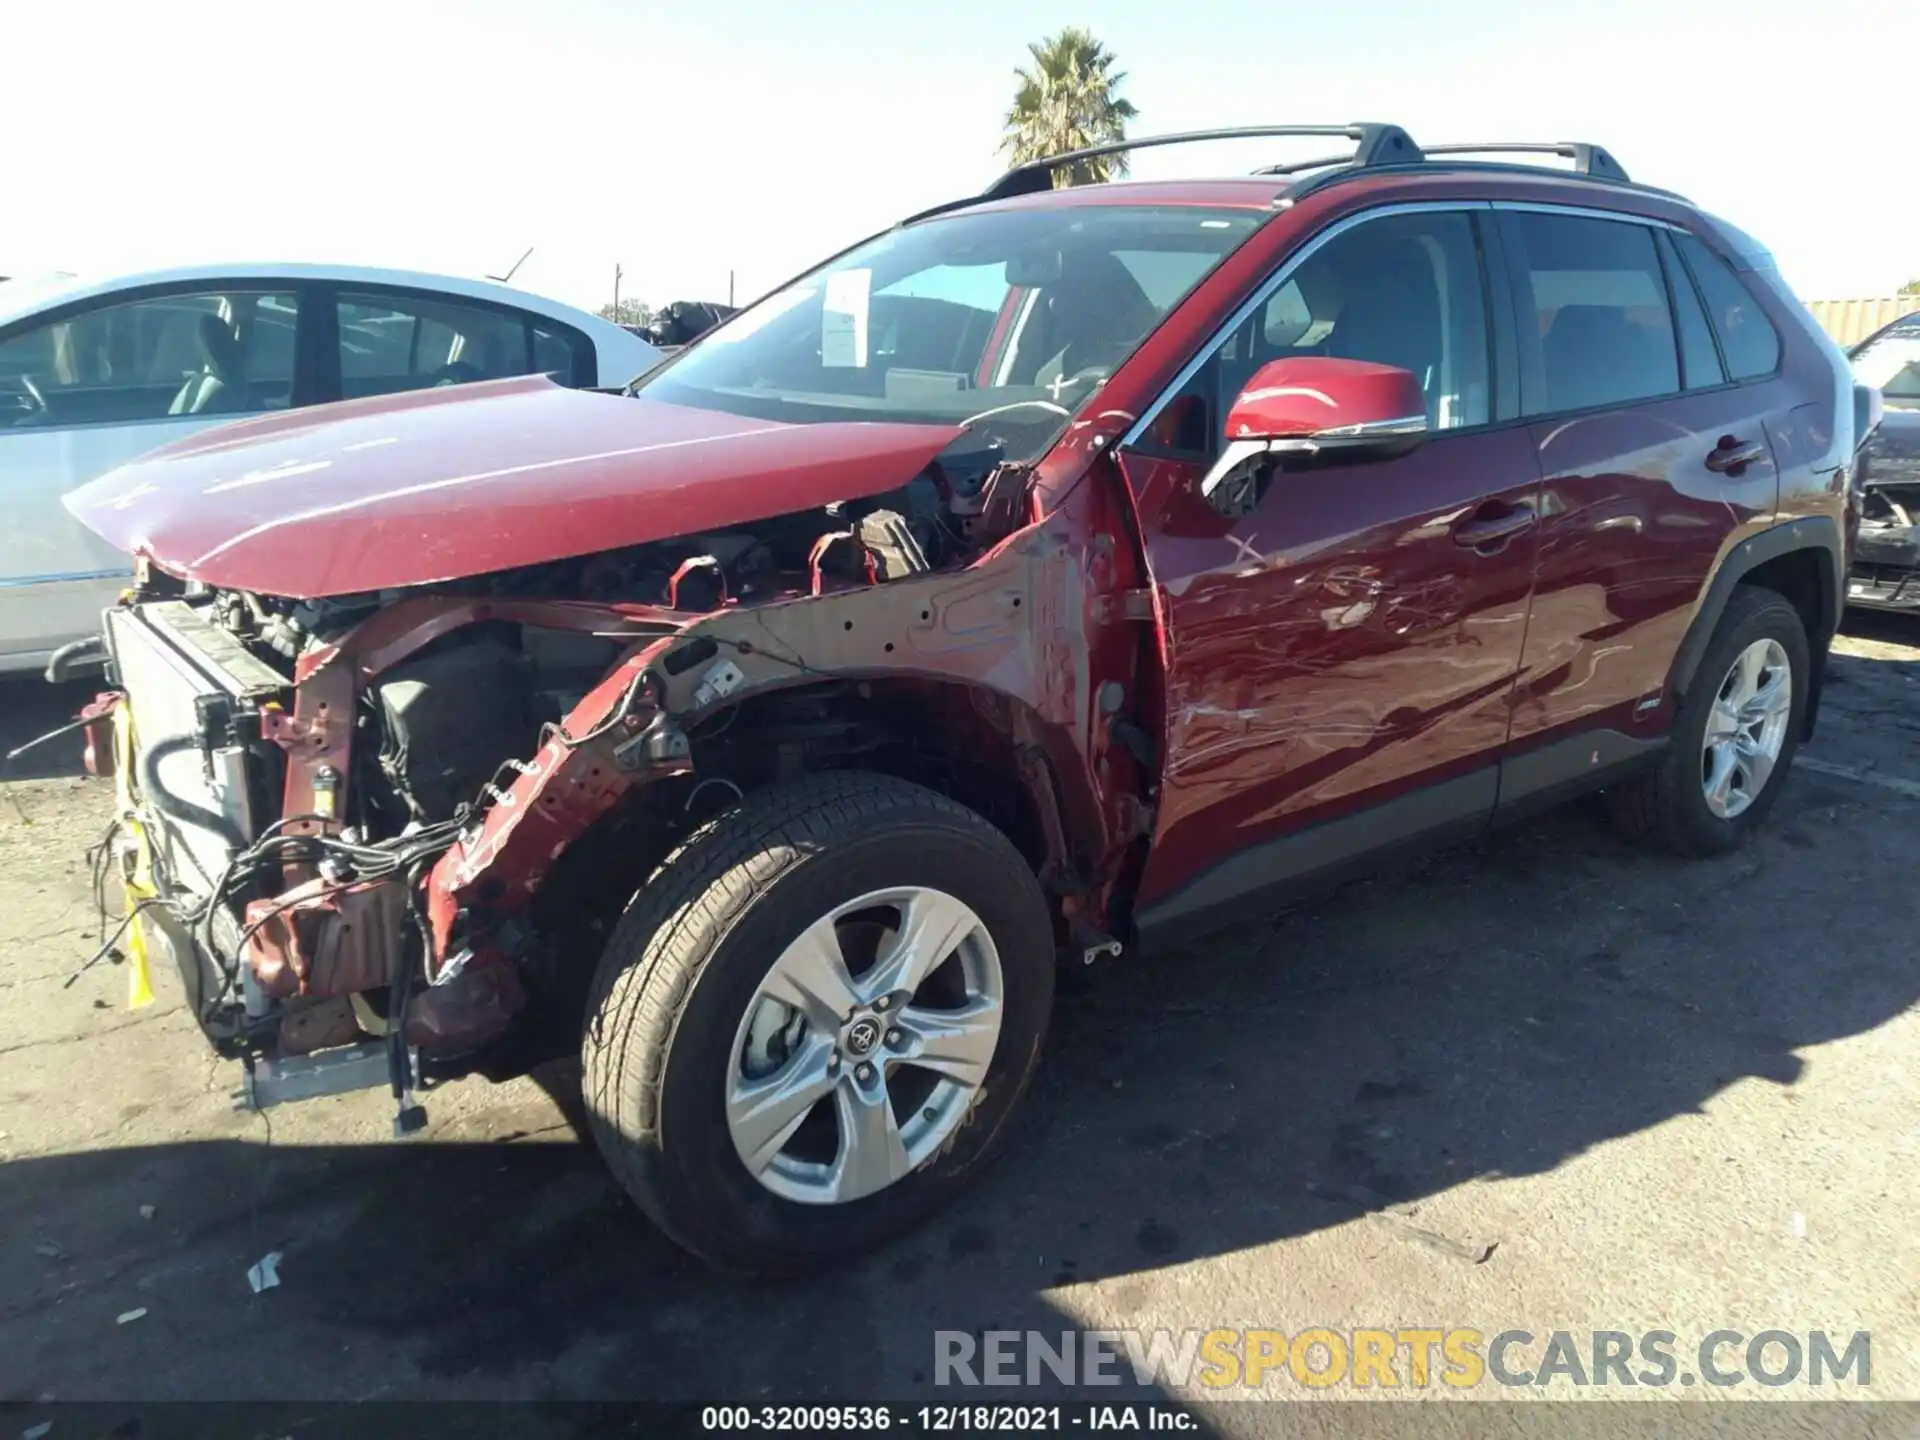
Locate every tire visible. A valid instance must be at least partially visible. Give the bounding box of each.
[581,771,1054,1275]
[1606,585,1809,856]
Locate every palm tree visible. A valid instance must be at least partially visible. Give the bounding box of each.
[1000,28,1139,188]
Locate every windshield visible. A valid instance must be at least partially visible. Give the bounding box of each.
[1854,318,1920,409]
[637,204,1263,463]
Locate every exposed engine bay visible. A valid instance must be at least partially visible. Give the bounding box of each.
[84,440,1051,1124]
[1853,482,1920,606]
[1848,399,1920,609]
[208,451,1006,830]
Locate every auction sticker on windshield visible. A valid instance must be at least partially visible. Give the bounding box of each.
[822,268,871,368]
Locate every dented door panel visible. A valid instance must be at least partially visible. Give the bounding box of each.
[1118,425,1542,913]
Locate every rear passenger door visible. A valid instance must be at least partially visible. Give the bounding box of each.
[1494,206,1785,793]
[319,287,597,402]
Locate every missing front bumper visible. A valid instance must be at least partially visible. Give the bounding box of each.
[1850,523,1920,612]
[241,1040,402,1109]
[1848,482,1920,612]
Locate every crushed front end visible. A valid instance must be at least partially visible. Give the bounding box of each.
[1851,472,1920,612]
[78,438,1128,1132]
[92,574,702,1127]
[1847,387,1919,612]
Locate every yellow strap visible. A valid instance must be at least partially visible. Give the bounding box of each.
[125,905,155,1009]
[111,704,157,1009]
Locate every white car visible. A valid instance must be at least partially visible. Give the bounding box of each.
[0,263,662,674]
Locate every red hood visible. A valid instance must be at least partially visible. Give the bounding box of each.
[64,375,963,599]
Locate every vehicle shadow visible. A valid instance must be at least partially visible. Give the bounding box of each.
[1825,610,1920,772]
[1839,605,1920,649]
[2,650,1916,1427]
[0,676,97,781]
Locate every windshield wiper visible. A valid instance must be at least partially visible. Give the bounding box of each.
[622,349,684,397]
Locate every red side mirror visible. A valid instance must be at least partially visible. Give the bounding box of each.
[1225,356,1427,444]
[1198,357,1429,519]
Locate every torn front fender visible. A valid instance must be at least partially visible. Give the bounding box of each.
[423,633,689,965]
[420,502,1153,959]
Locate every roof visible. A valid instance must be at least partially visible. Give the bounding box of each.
[0,261,628,337]
[958,176,1293,214]
[1853,308,1920,354]
[909,165,1690,235]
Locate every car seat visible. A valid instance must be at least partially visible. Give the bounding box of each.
[1323,236,1444,420]
[168,314,247,416]
[1013,251,1161,391]
[1540,304,1671,412]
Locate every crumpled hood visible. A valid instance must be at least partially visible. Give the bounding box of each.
[63,375,963,599]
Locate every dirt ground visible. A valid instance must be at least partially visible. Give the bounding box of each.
[2,615,1918,1436]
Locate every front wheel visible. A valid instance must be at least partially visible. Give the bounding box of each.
[1606,585,1809,855]
[581,772,1054,1275]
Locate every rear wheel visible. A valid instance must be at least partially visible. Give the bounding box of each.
[1607,586,1808,855]
[581,771,1054,1274]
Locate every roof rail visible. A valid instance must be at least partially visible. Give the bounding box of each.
[1416,141,1629,181]
[978,123,1422,202]
[897,125,1642,227]
[1255,140,1630,183]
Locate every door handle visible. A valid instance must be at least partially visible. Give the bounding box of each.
[1452,503,1538,549]
[1705,436,1766,475]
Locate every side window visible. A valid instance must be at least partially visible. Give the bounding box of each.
[869,267,1002,376]
[877,263,1008,311]
[1655,231,1726,390]
[1115,250,1226,309]
[1850,319,1920,407]
[1145,210,1491,455]
[1507,212,1679,415]
[533,324,593,385]
[0,289,297,428]
[335,292,535,399]
[1673,231,1782,381]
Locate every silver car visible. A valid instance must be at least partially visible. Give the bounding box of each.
[0,263,661,674]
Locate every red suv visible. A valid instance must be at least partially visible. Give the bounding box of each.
[63,124,1876,1274]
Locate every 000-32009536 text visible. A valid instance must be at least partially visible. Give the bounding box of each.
[700,1405,1071,1431]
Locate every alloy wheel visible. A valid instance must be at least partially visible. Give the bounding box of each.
[1700,636,1792,820]
[724,886,1004,1205]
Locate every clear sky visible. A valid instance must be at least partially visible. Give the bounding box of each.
[6,0,1915,314]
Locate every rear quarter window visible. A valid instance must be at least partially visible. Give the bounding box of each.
[1674,230,1782,381]
[533,323,593,385]
[1655,230,1726,390]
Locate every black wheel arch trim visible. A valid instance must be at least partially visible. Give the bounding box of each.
[1667,516,1843,740]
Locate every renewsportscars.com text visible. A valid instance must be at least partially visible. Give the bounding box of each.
[934,1327,1871,1391]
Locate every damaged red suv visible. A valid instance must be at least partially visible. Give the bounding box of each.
[63,124,1877,1274]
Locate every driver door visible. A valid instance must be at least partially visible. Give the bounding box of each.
[1115,206,1545,932]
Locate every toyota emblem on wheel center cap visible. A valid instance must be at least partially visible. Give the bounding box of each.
[844,1016,883,1057]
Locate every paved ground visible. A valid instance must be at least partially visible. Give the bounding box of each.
[2,617,1918,1435]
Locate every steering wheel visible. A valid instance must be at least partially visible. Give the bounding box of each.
[959,397,1073,430]
[1043,364,1114,401]
[430,362,486,388]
